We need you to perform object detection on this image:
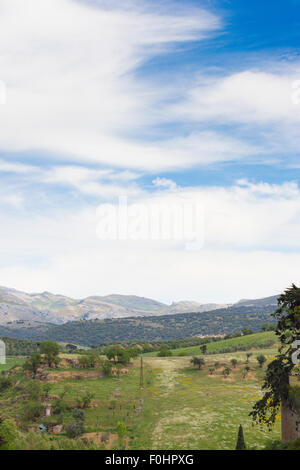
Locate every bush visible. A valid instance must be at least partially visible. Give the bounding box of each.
[157,349,172,357]
[103,360,112,377]
[264,439,300,450]
[0,376,11,393]
[0,419,19,450]
[66,421,85,438]
[26,381,42,400]
[53,398,69,415]
[22,402,44,421]
[72,409,85,422]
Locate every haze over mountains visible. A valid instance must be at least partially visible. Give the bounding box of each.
[0,285,279,326]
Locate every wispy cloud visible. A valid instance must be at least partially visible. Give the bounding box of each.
[0,0,222,170]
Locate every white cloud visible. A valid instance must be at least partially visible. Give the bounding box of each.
[152,177,177,190]
[0,179,299,302]
[0,0,224,171]
[173,69,300,124]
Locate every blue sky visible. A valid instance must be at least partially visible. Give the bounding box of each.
[0,0,299,303]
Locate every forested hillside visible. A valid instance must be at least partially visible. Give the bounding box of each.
[0,305,276,346]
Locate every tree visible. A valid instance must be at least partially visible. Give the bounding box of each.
[157,349,172,357]
[76,391,95,409]
[256,355,267,368]
[242,366,251,379]
[40,341,60,368]
[246,353,252,364]
[231,358,238,368]
[72,409,85,422]
[105,346,121,364]
[200,344,207,354]
[0,376,11,393]
[242,328,253,336]
[66,421,85,438]
[22,402,44,421]
[23,353,41,378]
[103,360,112,377]
[116,421,127,448]
[26,380,42,400]
[79,353,97,369]
[128,347,139,359]
[261,324,276,332]
[43,382,53,398]
[235,424,246,450]
[222,366,231,378]
[251,284,300,427]
[190,357,205,370]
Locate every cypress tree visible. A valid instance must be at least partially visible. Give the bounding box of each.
[235,424,246,450]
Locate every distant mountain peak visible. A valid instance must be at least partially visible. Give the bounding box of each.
[0,285,280,326]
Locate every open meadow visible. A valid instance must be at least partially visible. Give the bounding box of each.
[0,334,281,450]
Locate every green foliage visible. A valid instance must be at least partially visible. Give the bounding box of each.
[241,328,254,336]
[222,366,231,378]
[0,337,40,356]
[246,352,253,363]
[235,424,247,450]
[231,359,238,368]
[157,349,172,357]
[40,341,60,367]
[78,353,98,369]
[105,346,132,365]
[256,355,267,368]
[66,420,85,438]
[264,438,300,450]
[242,366,251,379]
[251,284,300,427]
[10,305,277,346]
[43,382,52,397]
[22,402,44,421]
[190,356,205,370]
[76,391,95,409]
[23,353,41,377]
[102,360,113,376]
[53,398,69,415]
[0,376,11,393]
[0,419,19,450]
[116,421,127,447]
[72,409,85,422]
[261,324,276,332]
[26,380,42,400]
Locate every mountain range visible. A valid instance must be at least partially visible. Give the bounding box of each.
[0,285,279,326]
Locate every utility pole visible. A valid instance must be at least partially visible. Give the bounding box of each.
[140,356,144,388]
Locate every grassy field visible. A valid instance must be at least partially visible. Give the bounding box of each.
[143,331,277,357]
[39,348,282,449]
[0,339,283,450]
[0,357,24,372]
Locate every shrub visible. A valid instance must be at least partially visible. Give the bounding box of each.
[190,357,205,370]
[72,409,85,422]
[0,419,19,450]
[103,360,112,377]
[256,355,267,368]
[22,402,44,421]
[0,376,11,393]
[66,421,85,438]
[26,381,42,400]
[157,349,172,357]
[53,398,69,415]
